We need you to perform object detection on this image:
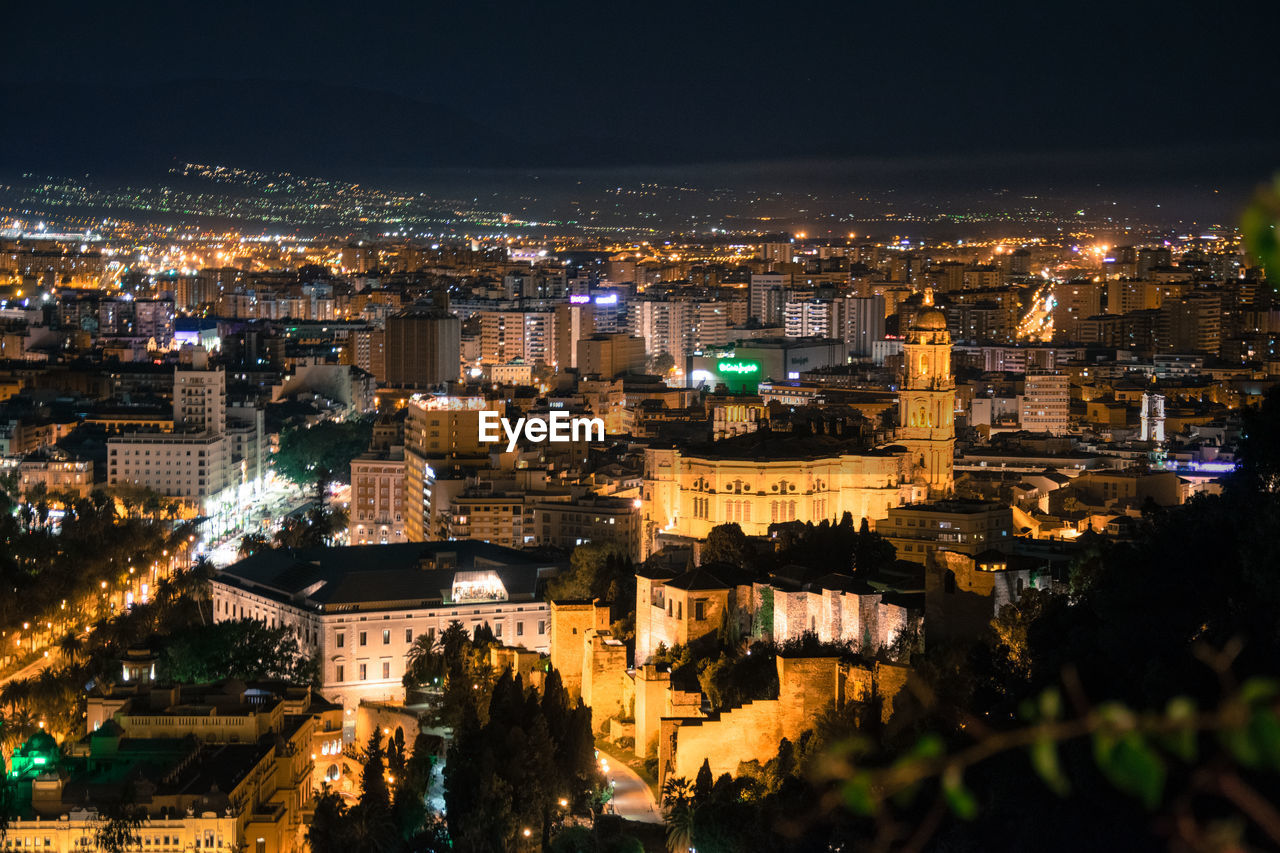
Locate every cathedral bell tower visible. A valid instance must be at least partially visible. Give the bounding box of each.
[898,289,955,496]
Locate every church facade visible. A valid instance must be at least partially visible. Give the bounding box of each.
[640,295,955,556]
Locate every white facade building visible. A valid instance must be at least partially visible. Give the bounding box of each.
[212,542,562,718]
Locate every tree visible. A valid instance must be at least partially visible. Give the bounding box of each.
[159,619,318,684]
[238,532,271,558]
[307,789,352,853]
[701,524,749,568]
[94,790,145,853]
[547,541,633,603]
[273,418,374,488]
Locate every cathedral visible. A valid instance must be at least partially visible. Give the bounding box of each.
[897,289,955,497]
[639,291,955,556]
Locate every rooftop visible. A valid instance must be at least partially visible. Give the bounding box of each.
[215,541,563,612]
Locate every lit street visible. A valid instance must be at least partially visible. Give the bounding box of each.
[599,751,661,824]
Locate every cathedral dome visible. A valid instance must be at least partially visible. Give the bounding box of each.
[912,307,948,331]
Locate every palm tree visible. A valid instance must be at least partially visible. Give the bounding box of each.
[0,677,32,710]
[662,776,695,853]
[405,631,443,686]
[57,630,87,664]
[1,706,40,756]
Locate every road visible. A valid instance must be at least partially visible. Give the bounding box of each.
[0,650,55,689]
[599,749,662,824]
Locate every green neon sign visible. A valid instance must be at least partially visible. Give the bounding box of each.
[717,360,759,375]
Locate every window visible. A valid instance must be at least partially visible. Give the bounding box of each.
[516,622,524,637]
[359,632,367,646]
[382,629,391,645]
[694,600,705,621]
[336,633,345,648]
[405,628,413,643]
[495,623,503,637]
[336,665,344,682]
[538,620,546,635]
[677,601,683,620]
[359,664,367,681]
[382,662,391,679]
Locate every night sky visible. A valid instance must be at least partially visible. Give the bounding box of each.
[1,0,1277,185]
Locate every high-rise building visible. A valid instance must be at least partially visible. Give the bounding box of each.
[576,333,646,378]
[173,350,225,434]
[478,309,558,367]
[759,241,793,266]
[632,299,730,364]
[1051,282,1103,342]
[1019,369,1071,435]
[749,273,786,324]
[403,396,491,540]
[1156,294,1222,355]
[556,302,596,367]
[351,328,386,381]
[843,295,886,357]
[898,292,955,496]
[384,307,461,387]
[349,449,407,545]
[783,299,841,339]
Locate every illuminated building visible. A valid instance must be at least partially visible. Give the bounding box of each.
[16,449,92,499]
[758,241,794,266]
[1050,281,1103,342]
[106,348,258,533]
[349,449,407,545]
[85,675,342,806]
[783,298,840,338]
[631,298,730,364]
[403,395,492,540]
[478,309,559,366]
[4,699,315,853]
[211,542,559,716]
[878,500,1014,565]
[732,337,844,383]
[1019,369,1071,435]
[897,292,956,496]
[641,435,913,559]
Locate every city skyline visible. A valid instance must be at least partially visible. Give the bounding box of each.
[1,4,1278,852]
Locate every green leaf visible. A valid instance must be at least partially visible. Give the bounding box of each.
[1219,727,1261,768]
[941,765,978,820]
[1160,697,1198,763]
[1095,733,1165,809]
[1239,677,1280,706]
[908,734,946,761]
[1031,734,1070,796]
[1038,688,1062,722]
[842,772,877,816]
[1248,709,1280,771]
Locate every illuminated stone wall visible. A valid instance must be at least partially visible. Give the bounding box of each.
[549,601,597,700]
[657,655,908,791]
